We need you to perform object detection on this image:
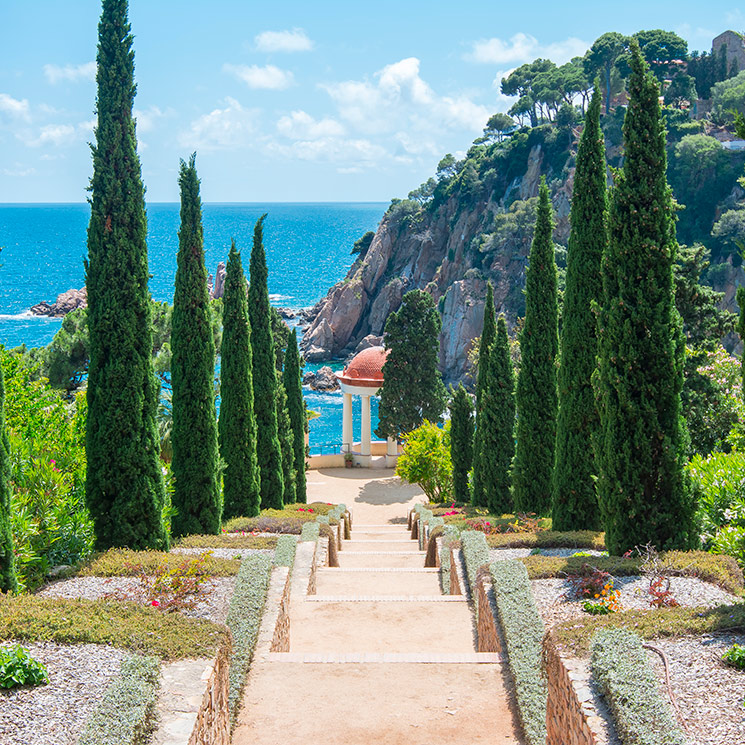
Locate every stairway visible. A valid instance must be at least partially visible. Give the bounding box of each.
[232,518,522,745]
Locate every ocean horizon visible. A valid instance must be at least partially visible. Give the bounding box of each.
[0,201,387,448]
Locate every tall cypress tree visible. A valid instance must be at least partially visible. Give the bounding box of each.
[277,382,296,504]
[471,284,496,507]
[248,215,284,510]
[513,178,558,515]
[737,286,745,393]
[85,0,167,550]
[594,41,695,555]
[552,87,606,531]
[283,329,307,504]
[0,363,17,593]
[448,384,473,503]
[170,155,220,537]
[486,316,516,515]
[219,241,260,519]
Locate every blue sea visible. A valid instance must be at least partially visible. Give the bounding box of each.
[0,203,386,450]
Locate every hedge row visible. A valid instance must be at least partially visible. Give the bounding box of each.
[225,553,272,726]
[490,560,547,745]
[460,530,490,601]
[486,530,605,550]
[273,535,298,568]
[591,628,687,745]
[77,654,160,745]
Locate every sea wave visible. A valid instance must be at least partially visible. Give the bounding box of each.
[269,294,291,302]
[0,311,60,321]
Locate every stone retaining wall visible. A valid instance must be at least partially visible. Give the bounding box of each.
[543,636,613,745]
[187,645,230,745]
[270,571,292,653]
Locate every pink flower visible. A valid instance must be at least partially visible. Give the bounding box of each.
[151,600,160,607]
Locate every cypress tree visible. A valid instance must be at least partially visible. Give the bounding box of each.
[170,155,220,537]
[283,329,307,504]
[512,178,558,515]
[737,286,745,393]
[376,289,447,439]
[85,0,167,550]
[594,41,695,555]
[470,283,496,508]
[0,363,17,593]
[277,382,296,504]
[448,384,473,503]
[219,241,260,519]
[552,87,606,531]
[248,215,284,509]
[486,316,516,515]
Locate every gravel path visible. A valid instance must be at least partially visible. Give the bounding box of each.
[530,576,741,629]
[0,642,126,745]
[646,633,745,745]
[38,575,237,625]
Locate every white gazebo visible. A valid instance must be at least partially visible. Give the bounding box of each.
[336,346,398,468]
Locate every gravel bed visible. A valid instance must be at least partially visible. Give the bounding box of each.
[172,547,274,560]
[489,547,606,563]
[38,575,237,625]
[0,641,126,745]
[531,576,741,628]
[489,547,532,562]
[645,632,745,745]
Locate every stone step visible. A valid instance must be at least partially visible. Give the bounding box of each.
[319,567,439,573]
[343,540,419,552]
[314,568,441,596]
[266,652,502,663]
[306,595,465,602]
[288,600,476,654]
[339,552,426,569]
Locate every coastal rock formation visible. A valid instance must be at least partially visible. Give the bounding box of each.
[208,262,226,300]
[303,366,340,392]
[301,136,573,382]
[30,288,87,317]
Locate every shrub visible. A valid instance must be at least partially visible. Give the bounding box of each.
[490,560,546,745]
[0,645,48,688]
[300,522,320,542]
[487,530,604,550]
[460,530,490,597]
[77,654,160,745]
[175,534,277,550]
[722,643,745,670]
[591,628,686,745]
[78,548,240,578]
[0,595,228,660]
[273,535,297,567]
[396,420,452,502]
[226,553,272,725]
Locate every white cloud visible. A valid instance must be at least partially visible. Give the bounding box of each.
[277,110,345,139]
[466,33,589,66]
[178,97,258,150]
[0,93,31,121]
[43,61,95,84]
[2,166,35,177]
[21,123,76,147]
[269,136,387,168]
[322,57,490,139]
[134,106,166,133]
[224,63,294,90]
[725,9,744,27]
[254,28,313,53]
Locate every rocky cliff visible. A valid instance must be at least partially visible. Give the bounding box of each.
[302,126,575,383]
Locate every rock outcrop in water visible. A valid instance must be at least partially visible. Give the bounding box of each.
[30,288,87,317]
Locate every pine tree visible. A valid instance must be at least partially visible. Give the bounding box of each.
[448,384,473,503]
[485,316,516,515]
[471,284,496,508]
[283,329,307,504]
[276,382,296,504]
[219,241,261,519]
[513,178,558,515]
[594,41,695,555]
[85,0,167,550]
[0,364,17,593]
[248,215,284,509]
[170,155,220,537]
[376,290,447,440]
[552,87,606,531]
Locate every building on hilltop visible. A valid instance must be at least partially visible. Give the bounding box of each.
[713,30,745,72]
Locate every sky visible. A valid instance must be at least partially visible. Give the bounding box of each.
[1,1,744,202]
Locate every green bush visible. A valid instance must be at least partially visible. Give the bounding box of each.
[460,530,489,598]
[77,548,240,577]
[490,560,546,745]
[591,628,686,745]
[300,522,320,542]
[226,553,272,726]
[396,420,452,502]
[77,654,160,745]
[175,534,277,550]
[486,529,604,550]
[0,645,48,688]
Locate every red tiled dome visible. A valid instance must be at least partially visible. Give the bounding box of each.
[337,346,388,387]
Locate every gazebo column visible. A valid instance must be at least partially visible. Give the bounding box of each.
[360,394,372,467]
[341,391,353,453]
[386,436,399,468]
